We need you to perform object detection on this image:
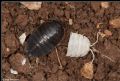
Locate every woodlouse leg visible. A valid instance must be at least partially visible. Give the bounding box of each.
[55,47,63,69]
[90,49,95,63]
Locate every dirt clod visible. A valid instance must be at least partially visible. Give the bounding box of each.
[32,71,46,81]
[108,72,120,81]
[15,15,28,27]
[94,63,105,80]
[19,76,28,81]
[57,70,69,81]
[9,53,31,74]
[101,40,120,62]
[3,32,19,57]
[109,17,120,28]
[2,61,10,72]
[104,30,112,36]
[91,2,101,11]
[47,70,69,81]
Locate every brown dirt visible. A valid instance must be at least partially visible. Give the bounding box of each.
[2,2,120,81]
[9,53,31,74]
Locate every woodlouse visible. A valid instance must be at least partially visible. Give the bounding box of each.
[25,20,64,56]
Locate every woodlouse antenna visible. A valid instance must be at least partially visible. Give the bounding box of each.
[90,49,95,63]
[55,48,63,69]
[90,32,99,47]
[101,54,115,62]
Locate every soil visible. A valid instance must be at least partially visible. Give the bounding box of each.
[1,2,120,81]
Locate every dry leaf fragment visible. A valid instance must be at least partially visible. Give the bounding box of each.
[109,18,120,28]
[104,30,112,36]
[101,2,109,9]
[80,61,93,79]
[20,2,42,10]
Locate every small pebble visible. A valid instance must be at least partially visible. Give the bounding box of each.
[20,2,42,10]
[19,33,26,45]
[101,2,109,9]
[6,48,10,52]
[10,68,18,74]
[40,20,45,24]
[21,58,26,65]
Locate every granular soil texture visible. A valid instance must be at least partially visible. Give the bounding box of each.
[2,2,120,81]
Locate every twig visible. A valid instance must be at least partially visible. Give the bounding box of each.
[55,48,63,69]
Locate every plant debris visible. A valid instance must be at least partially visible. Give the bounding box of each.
[104,30,112,36]
[101,2,110,9]
[80,61,93,79]
[98,32,106,38]
[96,23,103,28]
[20,2,42,10]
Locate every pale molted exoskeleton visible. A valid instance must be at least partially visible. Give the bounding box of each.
[66,32,99,62]
[66,32,91,57]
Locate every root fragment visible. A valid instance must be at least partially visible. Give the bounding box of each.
[55,48,63,69]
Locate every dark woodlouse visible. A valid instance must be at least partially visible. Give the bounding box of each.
[25,20,64,56]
